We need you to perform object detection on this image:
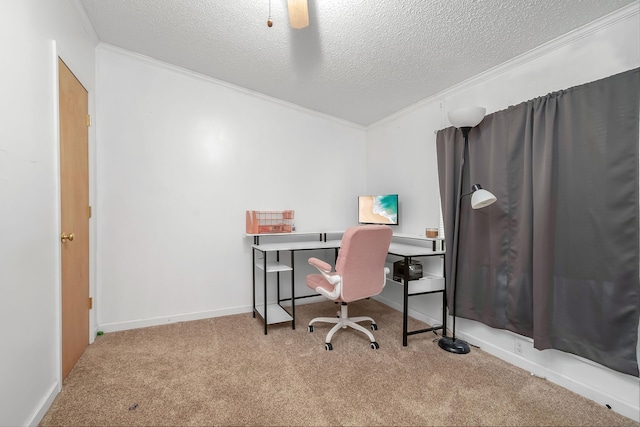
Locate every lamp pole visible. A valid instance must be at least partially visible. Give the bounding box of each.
[438,126,497,354]
[438,128,472,354]
[439,106,495,354]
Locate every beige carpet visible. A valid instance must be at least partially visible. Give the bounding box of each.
[41,299,637,426]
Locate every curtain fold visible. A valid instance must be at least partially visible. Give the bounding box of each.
[436,68,640,376]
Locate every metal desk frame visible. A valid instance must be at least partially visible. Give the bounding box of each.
[249,233,446,345]
[387,242,447,346]
[251,239,341,334]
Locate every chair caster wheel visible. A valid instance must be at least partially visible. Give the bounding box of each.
[370,323,378,331]
[324,343,333,351]
[308,325,314,332]
[370,341,379,349]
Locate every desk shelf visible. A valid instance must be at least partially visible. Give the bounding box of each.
[256,261,293,273]
[388,273,444,294]
[252,250,295,334]
[251,238,341,335]
[385,246,447,346]
[393,233,445,251]
[255,304,293,325]
[247,231,343,245]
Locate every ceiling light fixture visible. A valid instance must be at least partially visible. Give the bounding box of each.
[287,0,309,29]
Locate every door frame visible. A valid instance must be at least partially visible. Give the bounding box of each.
[53,42,97,385]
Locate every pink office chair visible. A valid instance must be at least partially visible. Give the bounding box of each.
[306,225,393,350]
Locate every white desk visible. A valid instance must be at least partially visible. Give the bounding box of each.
[249,234,446,346]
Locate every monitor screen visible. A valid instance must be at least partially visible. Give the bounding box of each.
[358,194,398,225]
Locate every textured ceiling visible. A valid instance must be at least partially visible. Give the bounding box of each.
[79,0,635,126]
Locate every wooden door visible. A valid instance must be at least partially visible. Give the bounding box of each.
[58,58,90,380]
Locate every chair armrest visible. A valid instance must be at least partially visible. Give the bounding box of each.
[308,257,332,273]
[382,267,390,289]
[308,257,340,285]
[316,282,342,300]
[308,257,341,295]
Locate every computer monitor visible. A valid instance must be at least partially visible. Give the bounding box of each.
[357,194,398,225]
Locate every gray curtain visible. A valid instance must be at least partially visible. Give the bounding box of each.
[436,68,640,377]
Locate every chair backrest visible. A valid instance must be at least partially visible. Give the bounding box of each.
[335,225,393,302]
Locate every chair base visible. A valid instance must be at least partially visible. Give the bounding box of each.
[308,302,379,349]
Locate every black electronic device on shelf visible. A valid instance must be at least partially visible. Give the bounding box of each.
[393,260,423,282]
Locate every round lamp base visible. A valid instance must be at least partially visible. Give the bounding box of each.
[438,336,471,354]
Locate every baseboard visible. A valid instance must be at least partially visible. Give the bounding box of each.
[98,296,329,333]
[373,294,443,330]
[27,381,60,427]
[98,306,253,333]
[90,324,99,344]
[454,328,640,422]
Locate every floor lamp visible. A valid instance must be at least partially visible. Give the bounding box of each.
[438,107,497,355]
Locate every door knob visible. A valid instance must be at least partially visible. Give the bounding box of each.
[60,232,75,242]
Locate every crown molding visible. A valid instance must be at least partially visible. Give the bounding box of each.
[70,0,99,45]
[368,2,640,130]
[96,43,366,132]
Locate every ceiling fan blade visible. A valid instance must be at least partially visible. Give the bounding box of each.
[287,0,309,29]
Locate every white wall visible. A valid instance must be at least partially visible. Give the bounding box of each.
[0,1,97,426]
[95,45,367,330]
[369,4,640,422]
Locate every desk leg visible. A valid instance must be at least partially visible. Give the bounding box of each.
[252,248,256,318]
[403,256,410,347]
[263,254,268,335]
[291,251,295,330]
[276,251,281,305]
